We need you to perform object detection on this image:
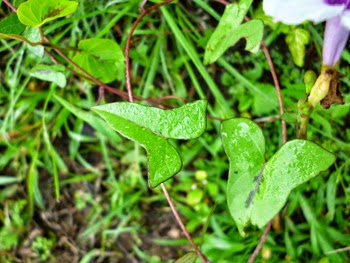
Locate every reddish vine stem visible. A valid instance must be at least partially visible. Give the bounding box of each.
[125,0,174,102]
[46,44,184,105]
[38,28,129,99]
[51,47,129,98]
[261,41,287,143]
[247,221,272,263]
[140,0,149,12]
[161,183,211,263]
[125,1,209,261]
[242,17,287,143]
[42,43,179,104]
[3,0,17,12]
[213,0,231,5]
[4,0,183,106]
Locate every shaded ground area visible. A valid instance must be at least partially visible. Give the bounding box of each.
[5,177,191,262]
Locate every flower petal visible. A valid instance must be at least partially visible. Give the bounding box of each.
[263,0,345,24]
[323,15,350,65]
[340,10,350,29]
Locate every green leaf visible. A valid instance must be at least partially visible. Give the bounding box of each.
[72,38,125,84]
[92,101,207,187]
[285,28,310,67]
[0,14,25,34]
[173,251,198,263]
[17,0,78,27]
[30,64,67,88]
[204,0,263,64]
[221,118,335,236]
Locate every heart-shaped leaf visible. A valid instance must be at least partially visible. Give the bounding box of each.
[221,118,335,236]
[17,0,78,27]
[72,38,124,84]
[92,101,207,187]
[204,0,263,64]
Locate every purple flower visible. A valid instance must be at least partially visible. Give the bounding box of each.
[263,0,350,66]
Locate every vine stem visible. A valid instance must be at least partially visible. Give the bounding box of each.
[214,0,231,5]
[125,1,209,261]
[44,43,184,105]
[260,41,287,143]
[161,183,211,263]
[140,0,149,12]
[3,0,17,12]
[242,17,287,144]
[247,221,272,263]
[3,0,184,107]
[125,0,174,102]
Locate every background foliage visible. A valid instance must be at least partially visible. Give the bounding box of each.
[0,0,350,262]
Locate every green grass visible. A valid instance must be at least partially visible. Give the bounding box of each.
[1,0,350,262]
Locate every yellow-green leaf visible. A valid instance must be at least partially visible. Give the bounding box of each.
[17,0,78,27]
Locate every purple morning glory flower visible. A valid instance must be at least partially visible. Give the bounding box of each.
[263,0,350,66]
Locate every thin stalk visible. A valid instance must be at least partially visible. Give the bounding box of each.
[125,1,209,261]
[3,0,17,12]
[261,41,287,143]
[125,0,175,102]
[161,183,211,263]
[247,221,272,263]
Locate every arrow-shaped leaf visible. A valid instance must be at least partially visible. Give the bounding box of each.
[204,0,263,64]
[92,101,207,187]
[221,118,335,236]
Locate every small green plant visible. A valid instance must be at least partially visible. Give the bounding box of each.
[32,236,56,261]
[0,199,27,251]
